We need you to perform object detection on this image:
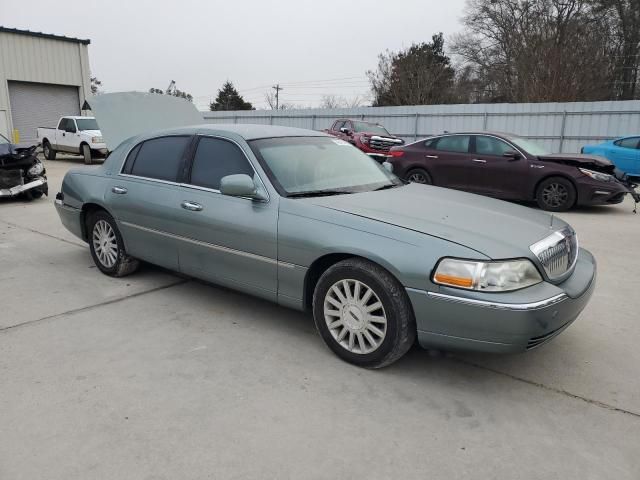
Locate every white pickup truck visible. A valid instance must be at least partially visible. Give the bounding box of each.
[37,116,108,164]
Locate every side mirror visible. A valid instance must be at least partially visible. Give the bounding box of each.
[382,161,393,173]
[220,174,266,200]
[340,127,352,136]
[503,150,521,160]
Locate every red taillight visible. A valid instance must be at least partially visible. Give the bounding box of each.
[389,150,404,157]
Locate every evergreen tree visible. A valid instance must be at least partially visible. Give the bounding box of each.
[210,81,253,111]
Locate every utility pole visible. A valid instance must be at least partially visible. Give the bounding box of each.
[272,84,283,110]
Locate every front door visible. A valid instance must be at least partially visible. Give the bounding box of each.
[106,135,193,271]
[57,118,78,152]
[470,135,529,199]
[175,136,278,301]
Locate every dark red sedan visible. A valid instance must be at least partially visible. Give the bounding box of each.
[388,132,638,211]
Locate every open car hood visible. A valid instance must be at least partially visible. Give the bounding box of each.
[86,92,203,150]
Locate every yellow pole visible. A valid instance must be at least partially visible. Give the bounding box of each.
[12,129,20,143]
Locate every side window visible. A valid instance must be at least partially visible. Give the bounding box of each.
[130,136,190,182]
[333,120,345,131]
[67,120,77,133]
[424,138,438,148]
[122,143,142,174]
[189,137,254,191]
[434,135,471,153]
[475,136,513,156]
[343,121,353,132]
[615,137,640,149]
[58,118,68,131]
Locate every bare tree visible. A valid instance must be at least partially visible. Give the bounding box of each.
[452,0,614,102]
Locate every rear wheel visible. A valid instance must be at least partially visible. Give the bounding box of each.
[405,168,432,185]
[536,176,576,211]
[43,140,56,160]
[312,258,416,368]
[87,211,139,277]
[81,144,93,165]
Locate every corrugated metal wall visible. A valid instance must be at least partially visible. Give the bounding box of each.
[0,30,91,139]
[202,101,640,153]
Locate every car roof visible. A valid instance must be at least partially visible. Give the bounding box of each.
[65,116,95,120]
[190,123,328,140]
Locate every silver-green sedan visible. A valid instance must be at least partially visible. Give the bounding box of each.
[55,96,595,368]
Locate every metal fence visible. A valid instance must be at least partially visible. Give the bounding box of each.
[202,100,640,153]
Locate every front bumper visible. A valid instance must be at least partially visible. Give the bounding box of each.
[577,178,629,206]
[0,177,47,197]
[408,248,596,353]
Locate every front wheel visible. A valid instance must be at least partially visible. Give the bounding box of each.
[312,258,416,368]
[536,177,576,211]
[87,211,139,277]
[81,144,93,165]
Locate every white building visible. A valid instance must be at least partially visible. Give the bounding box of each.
[0,27,91,144]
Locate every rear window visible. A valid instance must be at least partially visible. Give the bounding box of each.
[129,136,190,182]
[434,135,471,153]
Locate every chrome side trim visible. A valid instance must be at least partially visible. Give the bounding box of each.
[120,221,296,268]
[417,289,567,311]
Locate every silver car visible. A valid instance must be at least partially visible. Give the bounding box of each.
[54,94,596,368]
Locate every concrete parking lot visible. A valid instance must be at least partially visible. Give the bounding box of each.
[1,158,639,479]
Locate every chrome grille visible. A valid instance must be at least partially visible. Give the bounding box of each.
[530,227,578,281]
[368,135,403,152]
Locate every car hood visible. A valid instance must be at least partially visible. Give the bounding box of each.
[538,153,614,171]
[79,129,102,136]
[86,92,203,150]
[304,183,566,259]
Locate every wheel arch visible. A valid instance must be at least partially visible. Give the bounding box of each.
[532,173,578,201]
[302,252,405,312]
[80,202,115,241]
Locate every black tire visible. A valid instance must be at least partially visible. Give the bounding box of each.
[81,144,93,165]
[87,210,139,277]
[43,140,56,160]
[312,258,416,369]
[536,176,577,211]
[24,189,44,200]
[405,168,432,185]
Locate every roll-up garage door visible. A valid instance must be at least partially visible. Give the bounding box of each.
[8,81,80,144]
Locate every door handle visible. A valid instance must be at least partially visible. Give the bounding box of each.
[181,201,203,212]
[425,154,438,159]
[472,158,487,163]
[111,186,128,194]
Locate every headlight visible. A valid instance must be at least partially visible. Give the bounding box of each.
[91,136,103,143]
[433,258,542,292]
[579,168,612,182]
[27,161,44,176]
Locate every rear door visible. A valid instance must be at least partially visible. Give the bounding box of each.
[175,135,278,301]
[425,135,473,190]
[105,135,193,270]
[470,135,529,198]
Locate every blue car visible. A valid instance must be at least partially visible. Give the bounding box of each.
[582,136,640,178]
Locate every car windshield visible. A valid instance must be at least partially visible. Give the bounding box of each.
[249,136,401,196]
[76,118,99,131]
[352,121,390,136]
[0,134,9,145]
[509,136,550,156]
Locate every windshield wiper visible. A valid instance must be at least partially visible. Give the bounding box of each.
[373,183,401,191]
[287,189,355,198]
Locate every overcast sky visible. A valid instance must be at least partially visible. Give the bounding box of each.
[1,0,468,110]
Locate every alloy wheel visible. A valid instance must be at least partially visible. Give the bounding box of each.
[92,219,118,268]
[542,183,568,208]
[323,279,387,354]
[408,172,427,184]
